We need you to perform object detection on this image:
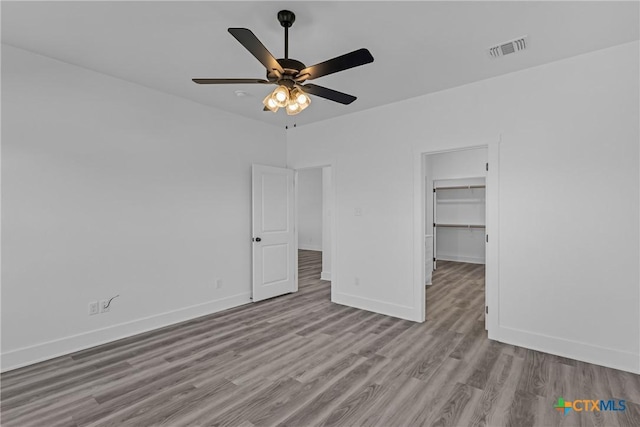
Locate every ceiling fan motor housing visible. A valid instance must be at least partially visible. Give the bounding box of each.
[277,10,295,28]
[266,58,307,82]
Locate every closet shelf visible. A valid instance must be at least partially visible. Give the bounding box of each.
[436,198,485,204]
[434,223,485,229]
[434,185,485,191]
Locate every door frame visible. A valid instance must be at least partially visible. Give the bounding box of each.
[416,141,500,340]
[294,164,336,300]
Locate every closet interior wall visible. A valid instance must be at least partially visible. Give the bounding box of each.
[434,178,486,264]
[425,148,488,279]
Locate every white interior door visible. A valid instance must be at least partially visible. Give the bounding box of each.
[252,164,296,302]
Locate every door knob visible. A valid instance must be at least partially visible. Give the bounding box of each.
[253,237,262,242]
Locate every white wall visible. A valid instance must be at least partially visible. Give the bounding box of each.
[430,149,488,180]
[1,46,286,371]
[297,168,323,251]
[321,166,332,280]
[287,41,640,373]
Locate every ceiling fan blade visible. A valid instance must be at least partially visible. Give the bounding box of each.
[228,28,284,74]
[192,78,271,84]
[300,84,357,105]
[299,48,374,81]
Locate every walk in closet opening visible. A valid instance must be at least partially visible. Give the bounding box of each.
[295,166,333,299]
[424,147,488,329]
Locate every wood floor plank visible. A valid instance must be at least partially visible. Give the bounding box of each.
[407,329,464,382]
[1,361,132,411]
[506,389,540,427]
[248,352,367,426]
[155,377,273,427]
[486,354,525,427]
[463,339,503,390]
[152,378,239,426]
[278,355,387,426]
[285,334,360,383]
[466,352,514,426]
[3,395,98,427]
[427,382,482,427]
[354,375,420,427]
[2,253,639,426]
[404,357,466,426]
[619,400,640,427]
[320,382,384,427]
[207,377,303,427]
[517,349,551,398]
[370,376,432,426]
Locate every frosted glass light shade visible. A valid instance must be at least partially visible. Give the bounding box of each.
[286,101,301,115]
[291,88,311,110]
[262,94,279,113]
[272,85,289,107]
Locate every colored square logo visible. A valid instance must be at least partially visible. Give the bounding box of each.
[554,397,572,415]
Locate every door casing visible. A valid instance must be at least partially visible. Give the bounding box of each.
[416,141,500,341]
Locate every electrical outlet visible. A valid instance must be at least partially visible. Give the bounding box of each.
[354,277,360,286]
[88,301,99,316]
[215,278,222,289]
[355,208,362,216]
[100,299,110,313]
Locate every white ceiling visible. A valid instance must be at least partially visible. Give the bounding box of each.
[2,1,638,128]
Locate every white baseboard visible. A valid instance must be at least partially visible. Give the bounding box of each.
[497,325,640,374]
[298,245,322,251]
[320,271,332,281]
[436,254,485,264]
[333,292,420,322]
[1,293,251,372]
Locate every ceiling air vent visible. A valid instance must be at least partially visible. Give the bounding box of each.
[488,36,529,58]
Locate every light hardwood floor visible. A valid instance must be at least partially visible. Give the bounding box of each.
[2,250,639,426]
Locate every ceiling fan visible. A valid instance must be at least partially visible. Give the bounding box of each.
[192,10,374,115]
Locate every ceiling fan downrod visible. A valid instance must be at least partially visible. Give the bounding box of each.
[277,10,295,59]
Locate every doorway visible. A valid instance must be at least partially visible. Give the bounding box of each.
[421,146,497,334]
[295,166,332,297]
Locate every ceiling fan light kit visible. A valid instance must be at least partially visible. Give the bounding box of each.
[263,85,311,115]
[192,10,374,116]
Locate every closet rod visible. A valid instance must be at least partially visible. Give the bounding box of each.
[434,223,486,229]
[434,185,486,191]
